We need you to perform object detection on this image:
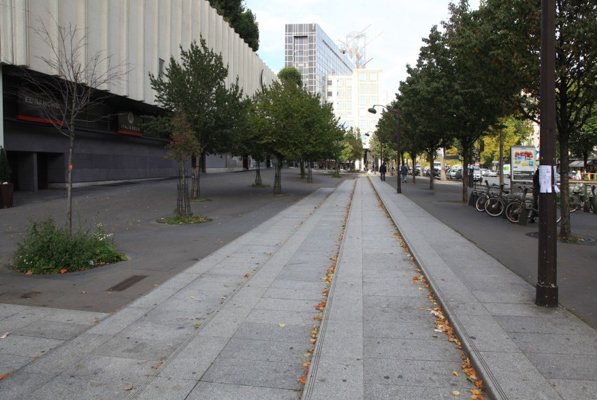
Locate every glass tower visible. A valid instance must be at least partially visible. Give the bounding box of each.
[285,23,353,99]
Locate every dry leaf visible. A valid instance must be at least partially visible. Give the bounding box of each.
[303,361,311,367]
[123,383,134,391]
[59,268,68,274]
[452,390,460,396]
[297,375,307,385]
[0,372,10,381]
[25,270,33,276]
[452,370,459,377]
[0,332,10,339]
[278,322,286,328]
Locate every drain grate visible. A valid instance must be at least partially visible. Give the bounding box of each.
[108,275,148,292]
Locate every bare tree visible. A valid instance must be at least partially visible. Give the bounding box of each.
[22,20,127,234]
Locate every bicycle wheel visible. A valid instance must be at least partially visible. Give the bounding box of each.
[475,194,488,212]
[505,200,522,223]
[485,197,504,217]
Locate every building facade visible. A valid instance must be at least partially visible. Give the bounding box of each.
[284,23,353,99]
[0,0,276,191]
[326,68,386,141]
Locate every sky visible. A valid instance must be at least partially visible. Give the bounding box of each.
[246,0,480,99]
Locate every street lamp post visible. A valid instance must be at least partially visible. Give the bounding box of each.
[368,104,401,194]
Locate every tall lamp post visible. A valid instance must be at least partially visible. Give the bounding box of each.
[368,104,401,193]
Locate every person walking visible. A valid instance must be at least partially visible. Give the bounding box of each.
[379,163,387,181]
[400,164,408,183]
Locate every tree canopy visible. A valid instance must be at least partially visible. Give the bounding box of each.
[208,0,259,51]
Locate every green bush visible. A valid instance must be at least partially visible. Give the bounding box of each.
[13,219,126,274]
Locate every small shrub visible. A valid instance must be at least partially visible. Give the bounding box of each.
[13,219,126,274]
[331,169,341,178]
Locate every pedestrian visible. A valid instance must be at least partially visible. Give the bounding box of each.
[400,164,408,183]
[391,166,395,176]
[379,163,387,181]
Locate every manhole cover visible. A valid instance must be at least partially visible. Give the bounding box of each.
[526,231,597,246]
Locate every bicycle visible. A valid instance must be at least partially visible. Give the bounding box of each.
[484,184,511,217]
[474,180,494,212]
[505,186,533,223]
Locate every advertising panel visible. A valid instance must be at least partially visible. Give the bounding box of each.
[511,146,536,182]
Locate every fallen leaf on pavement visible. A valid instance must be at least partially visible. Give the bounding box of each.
[59,268,68,274]
[298,375,307,385]
[452,370,459,377]
[0,332,10,339]
[123,383,133,391]
[278,322,286,328]
[0,372,10,381]
[452,390,460,396]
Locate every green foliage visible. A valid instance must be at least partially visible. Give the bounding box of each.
[571,115,597,164]
[480,117,534,167]
[339,129,364,163]
[277,67,303,87]
[208,0,259,51]
[247,81,344,192]
[13,219,126,274]
[0,147,11,183]
[149,38,244,157]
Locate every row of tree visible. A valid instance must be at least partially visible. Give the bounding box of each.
[149,42,351,216]
[373,0,597,239]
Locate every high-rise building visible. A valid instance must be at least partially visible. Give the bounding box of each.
[285,23,353,99]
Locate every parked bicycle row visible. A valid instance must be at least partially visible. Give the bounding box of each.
[470,180,596,225]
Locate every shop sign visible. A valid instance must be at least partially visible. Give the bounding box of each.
[511,146,536,182]
[117,112,143,137]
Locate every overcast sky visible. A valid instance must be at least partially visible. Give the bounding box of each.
[247,0,480,99]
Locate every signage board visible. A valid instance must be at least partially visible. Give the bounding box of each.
[510,146,536,182]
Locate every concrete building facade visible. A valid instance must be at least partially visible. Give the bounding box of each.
[0,0,276,191]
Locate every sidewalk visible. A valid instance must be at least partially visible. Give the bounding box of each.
[368,176,597,400]
[1,175,596,399]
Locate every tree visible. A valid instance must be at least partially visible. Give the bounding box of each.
[249,79,341,193]
[208,0,259,51]
[149,38,245,199]
[571,115,597,169]
[339,129,364,170]
[22,21,127,235]
[166,112,201,217]
[480,0,597,238]
[277,66,303,88]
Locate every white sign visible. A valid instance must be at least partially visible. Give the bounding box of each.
[539,165,552,193]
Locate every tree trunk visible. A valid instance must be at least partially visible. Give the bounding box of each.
[66,133,75,235]
[273,156,282,194]
[191,155,203,200]
[559,128,571,239]
[176,161,191,217]
[300,160,306,179]
[307,163,313,183]
[428,151,434,190]
[411,154,416,183]
[254,161,262,186]
[461,143,470,203]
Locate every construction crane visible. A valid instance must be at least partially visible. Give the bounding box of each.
[339,25,382,69]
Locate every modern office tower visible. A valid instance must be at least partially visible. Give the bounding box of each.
[284,23,353,99]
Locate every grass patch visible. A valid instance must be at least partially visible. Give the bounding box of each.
[157,215,211,225]
[13,219,126,275]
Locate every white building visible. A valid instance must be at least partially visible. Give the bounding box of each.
[327,68,387,168]
[0,0,276,190]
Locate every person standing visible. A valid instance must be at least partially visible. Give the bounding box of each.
[400,164,408,183]
[379,163,387,181]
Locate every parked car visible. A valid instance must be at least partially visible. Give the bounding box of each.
[473,167,482,182]
[485,169,498,177]
[449,167,462,180]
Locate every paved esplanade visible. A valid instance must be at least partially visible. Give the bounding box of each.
[1,175,596,399]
